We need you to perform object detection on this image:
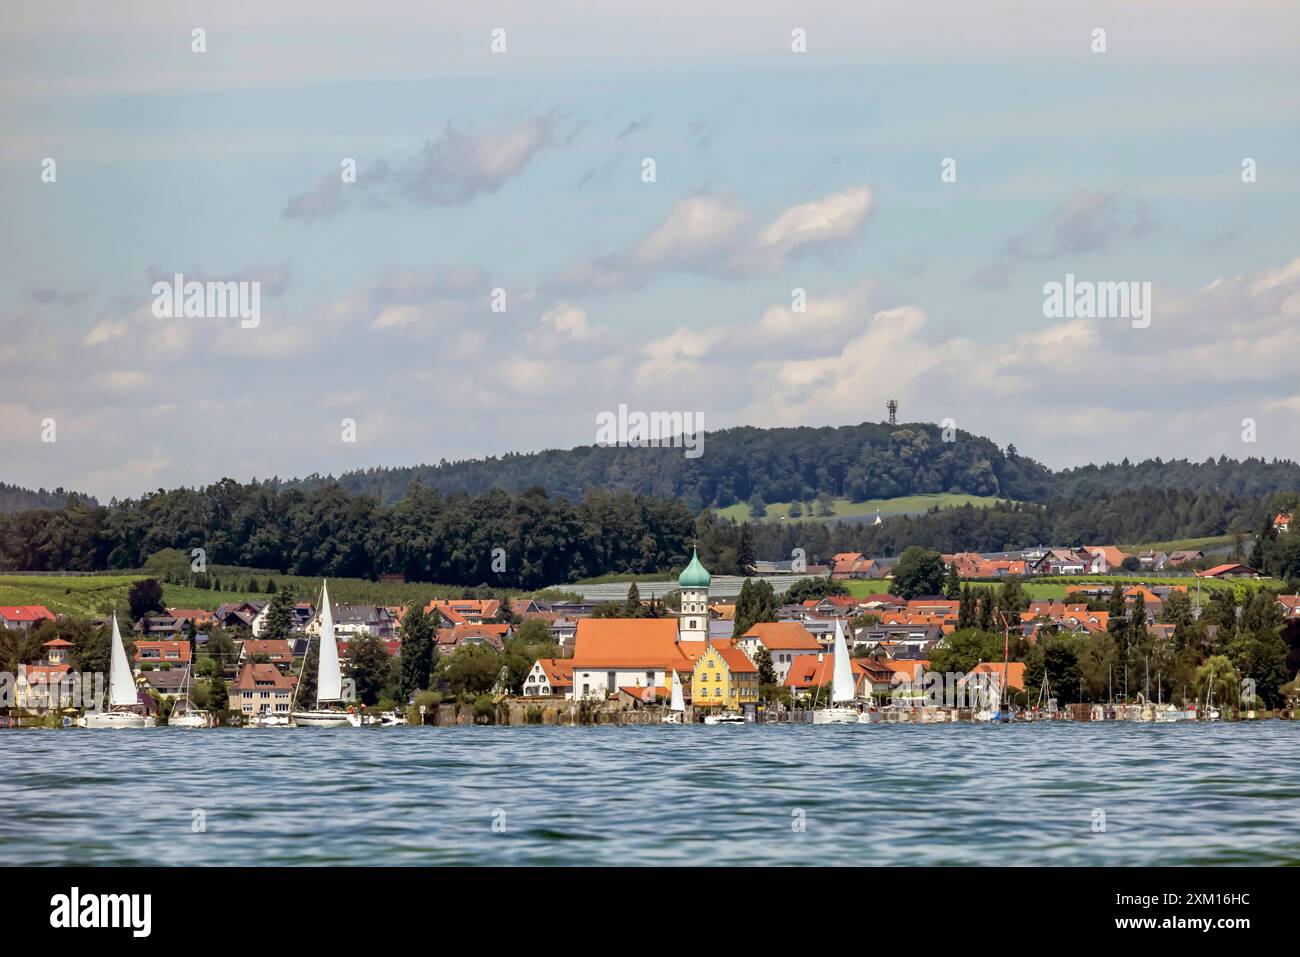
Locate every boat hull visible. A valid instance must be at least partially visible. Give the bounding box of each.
[81,710,155,729]
[661,712,685,724]
[702,713,746,725]
[813,707,859,725]
[291,710,361,728]
[170,712,213,728]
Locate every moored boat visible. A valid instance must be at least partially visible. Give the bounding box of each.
[291,581,362,728]
[80,615,155,729]
[812,620,859,725]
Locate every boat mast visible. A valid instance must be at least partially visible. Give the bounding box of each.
[289,580,326,712]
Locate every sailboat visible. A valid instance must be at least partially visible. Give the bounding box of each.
[662,670,686,724]
[169,663,213,728]
[81,614,155,728]
[813,619,858,725]
[291,581,362,727]
[1201,678,1222,722]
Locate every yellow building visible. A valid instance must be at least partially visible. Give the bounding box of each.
[691,643,759,710]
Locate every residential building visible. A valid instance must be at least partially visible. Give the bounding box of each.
[436,623,512,654]
[425,598,502,625]
[831,552,878,580]
[238,639,295,670]
[690,643,758,710]
[0,605,57,631]
[133,640,192,669]
[229,663,295,718]
[142,668,191,699]
[310,604,396,639]
[782,653,892,701]
[522,658,574,697]
[1197,563,1259,579]
[735,621,826,682]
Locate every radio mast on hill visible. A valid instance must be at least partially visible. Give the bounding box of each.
[886,400,898,425]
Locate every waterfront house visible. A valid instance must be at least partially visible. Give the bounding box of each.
[959,661,1026,695]
[782,654,890,701]
[522,657,574,697]
[142,668,190,699]
[15,664,73,710]
[229,662,295,718]
[14,637,75,710]
[690,643,758,711]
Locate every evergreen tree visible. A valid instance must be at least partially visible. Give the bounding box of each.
[261,585,296,642]
[958,585,976,630]
[347,634,391,706]
[624,582,644,618]
[208,674,228,711]
[943,563,961,600]
[737,525,755,573]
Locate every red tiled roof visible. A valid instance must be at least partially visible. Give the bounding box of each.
[0,605,57,623]
[230,662,293,691]
[742,622,822,651]
[133,640,192,663]
[536,658,574,686]
[571,618,691,669]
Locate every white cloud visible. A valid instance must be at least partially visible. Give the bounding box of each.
[551,186,875,293]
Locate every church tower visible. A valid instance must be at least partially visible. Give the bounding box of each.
[677,548,711,643]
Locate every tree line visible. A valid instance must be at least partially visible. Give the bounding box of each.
[0,480,694,590]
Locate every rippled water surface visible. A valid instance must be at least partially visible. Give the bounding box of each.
[4,723,1299,866]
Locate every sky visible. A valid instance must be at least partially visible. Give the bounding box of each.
[2,0,1299,500]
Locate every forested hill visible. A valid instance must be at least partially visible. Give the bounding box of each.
[282,422,1056,509]
[278,421,1300,509]
[0,483,95,514]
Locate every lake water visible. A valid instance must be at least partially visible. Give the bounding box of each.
[4,723,1299,866]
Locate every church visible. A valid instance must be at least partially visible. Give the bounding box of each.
[566,548,739,701]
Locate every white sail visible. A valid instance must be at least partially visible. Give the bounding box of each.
[108,613,138,708]
[317,580,343,703]
[831,618,855,704]
[670,671,686,712]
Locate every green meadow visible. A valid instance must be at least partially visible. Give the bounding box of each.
[0,571,525,620]
[715,493,1007,523]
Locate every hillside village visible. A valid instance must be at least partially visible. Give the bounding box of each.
[4,516,1300,725]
